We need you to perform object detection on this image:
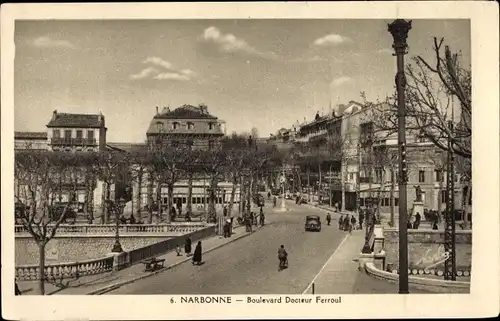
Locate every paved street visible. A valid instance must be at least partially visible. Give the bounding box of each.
[109,200,347,294]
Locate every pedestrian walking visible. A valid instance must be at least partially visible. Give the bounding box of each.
[338,215,344,230]
[414,212,421,229]
[259,211,265,226]
[223,205,228,217]
[326,212,331,226]
[176,244,182,256]
[273,196,277,208]
[184,236,192,256]
[223,220,230,238]
[267,191,271,200]
[350,215,357,231]
[192,241,202,265]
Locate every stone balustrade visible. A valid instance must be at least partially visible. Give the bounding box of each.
[15,224,216,281]
[15,223,207,235]
[15,256,114,281]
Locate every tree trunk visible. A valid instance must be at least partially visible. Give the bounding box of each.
[375,169,385,224]
[208,179,217,221]
[166,183,173,223]
[462,180,471,229]
[135,169,143,223]
[228,174,237,217]
[156,181,162,221]
[438,179,445,223]
[246,175,254,214]
[186,173,193,217]
[38,242,46,295]
[147,176,153,224]
[103,182,110,224]
[390,168,396,227]
[307,167,311,202]
[88,179,95,223]
[318,163,322,204]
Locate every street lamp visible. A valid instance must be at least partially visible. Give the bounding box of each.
[111,197,126,253]
[388,19,412,294]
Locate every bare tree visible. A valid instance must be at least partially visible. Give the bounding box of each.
[222,133,249,216]
[198,146,227,222]
[365,37,471,159]
[15,151,81,294]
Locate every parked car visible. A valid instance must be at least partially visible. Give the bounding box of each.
[253,194,265,207]
[305,215,321,232]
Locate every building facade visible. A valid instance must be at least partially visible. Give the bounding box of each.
[284,100,467,215]
[14,131,48,150]
[46,110,107,152]
[146,104,226,151]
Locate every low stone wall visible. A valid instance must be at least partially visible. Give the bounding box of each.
[16,235,171,265]
[383,228,472,271]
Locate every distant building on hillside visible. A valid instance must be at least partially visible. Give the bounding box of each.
[146,104,226,151]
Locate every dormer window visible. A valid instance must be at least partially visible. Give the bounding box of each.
[187,122,194,130]
[208,123,214,130]
[156,122,164,132]
[172,122,179,130]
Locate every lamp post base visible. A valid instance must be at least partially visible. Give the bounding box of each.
[361,243,372,254]
[111,241,123,253]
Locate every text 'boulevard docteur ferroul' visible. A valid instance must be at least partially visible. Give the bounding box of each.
[178,296,342,304]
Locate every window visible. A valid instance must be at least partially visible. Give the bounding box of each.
[441,190,447,203]
[455,174,460,183]
[88,130,94,141]
[156,122,164,132]
[171,140,179,148]
[186,139,194,149]
[172,122,179,130]
[395,198,399,206]
[64,130,72,138]
[76,130,83,139]
[53,129,60,138]
[208,123,214,130]
[187,122,194,130]
[349,173,354,180]
[435,170,443,182]
[375,168,384,183]
[208,140,215,150]
[419,170,425,183]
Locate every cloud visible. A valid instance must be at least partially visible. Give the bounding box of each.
[130,67,158,80]
[201,26,277,60]
[313,33,352,47]
[143,56,174,70]
[130,56,197,81]
[154,72,190,81]
[331,76,354,87]
[31,36,76,49]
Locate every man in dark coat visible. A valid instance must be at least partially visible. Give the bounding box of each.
[414,212,421,229]
[192,241,202,265]
[184,237,192,256]
[326,212,332,226]
[338,215,344,230]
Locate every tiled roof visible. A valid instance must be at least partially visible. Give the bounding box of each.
[47,113,104,128]
[14,131,48,139]
[154,104,218,120]
[146,119,225,136]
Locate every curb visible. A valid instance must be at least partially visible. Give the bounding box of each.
[88,224,267,295]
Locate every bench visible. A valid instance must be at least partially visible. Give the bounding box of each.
[141,257,166,272]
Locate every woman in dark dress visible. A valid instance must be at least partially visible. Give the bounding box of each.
[184,237,192,256]
[192,241,202,265]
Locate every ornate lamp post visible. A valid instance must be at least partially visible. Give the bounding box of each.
[388,19,412,294]
[444,120,457,280]
[111,197,125,253]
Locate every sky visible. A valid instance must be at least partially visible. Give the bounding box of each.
[14,19,470,143]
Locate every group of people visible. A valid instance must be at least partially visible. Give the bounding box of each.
[181,236,203,266]
[338,214,359,233]
[242,207,265,232]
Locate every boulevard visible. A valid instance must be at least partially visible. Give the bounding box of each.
[109,200,346,294]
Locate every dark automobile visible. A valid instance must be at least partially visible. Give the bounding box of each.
[50,203,77,223]
[252,194,265,207]
[305,215,321,232]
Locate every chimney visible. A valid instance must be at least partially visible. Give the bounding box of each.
[156,106,159,115]
[52,110,57,120]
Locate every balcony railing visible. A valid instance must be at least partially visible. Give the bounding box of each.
[51,137,97,146]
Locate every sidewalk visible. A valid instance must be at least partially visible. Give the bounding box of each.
[302,230,365,294]
[18,223,264,295]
